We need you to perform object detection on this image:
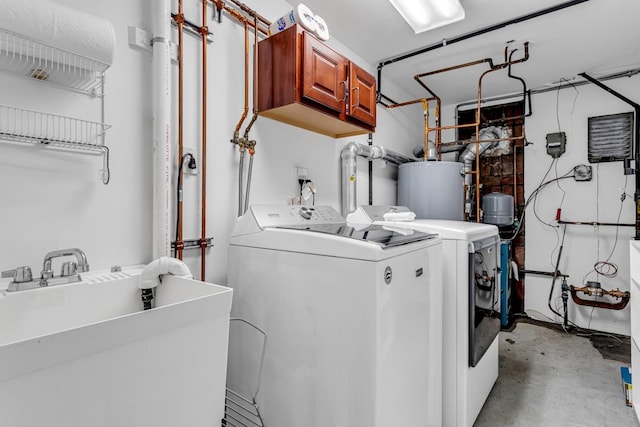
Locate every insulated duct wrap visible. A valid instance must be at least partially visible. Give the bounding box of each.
[0,0,116,66]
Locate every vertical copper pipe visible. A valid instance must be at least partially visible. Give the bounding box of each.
[475,65,507,222]
[176,0,185,259]
[513,144,518,217]
[200,0,208,280]
[435,98,442,160]
[422,100,428,160]
[242,15,260,139]
[234,21,250,135]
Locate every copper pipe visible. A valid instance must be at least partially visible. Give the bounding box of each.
[570,285,630,310]
[513,144,518,217]
[472,44,529,221]
[175,0,185,259]
[414,58,495,79]
[412,76,442,150]
[214,1,270,35]
[435,102,442,159]
[383,97,437,108]
[428,122,477,132]
[413,44,530,163]
[234,20,250,136]
[474,67,501,221]
[383,96,444,157]
[243,15,260,139]
[422,99,428,160]
[380,97,434,160]
[200,0,208,280]
[403,43,530,220]
[227,0,271,25]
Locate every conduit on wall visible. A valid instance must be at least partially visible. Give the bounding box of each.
[376,0,589,105]
[151,0,172,259]
[175,0,185,260]
[151,1,269,270]
[199,0,209,280]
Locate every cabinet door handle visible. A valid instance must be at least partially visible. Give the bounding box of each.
[351,86,360,108]
[338,80,347,102]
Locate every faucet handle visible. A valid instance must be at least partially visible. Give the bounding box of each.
[61,261,78,277]
[2,266,33,283]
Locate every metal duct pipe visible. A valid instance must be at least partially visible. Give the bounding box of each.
[412,141,463,158]
[151,0,172,258]
[459,128,499,186]
[340,142,414,217]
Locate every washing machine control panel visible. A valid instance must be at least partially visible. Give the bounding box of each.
[250,205,345,228]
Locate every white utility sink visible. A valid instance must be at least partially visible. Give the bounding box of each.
[0,269,233,427]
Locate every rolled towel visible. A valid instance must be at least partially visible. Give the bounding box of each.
[0,0,116,66]
[269,3,317,36]
[383,211,416,222]
[314,14,330,41]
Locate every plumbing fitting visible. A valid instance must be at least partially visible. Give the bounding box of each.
[41,248,89,279]
[1,266,39,292]
[138,256,193,310]
[2,248,89,292]
[340,141,414,217]
[570,284,631,310]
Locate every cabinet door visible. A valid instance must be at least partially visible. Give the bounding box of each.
[302,32,348,114]
[348,62,377,127]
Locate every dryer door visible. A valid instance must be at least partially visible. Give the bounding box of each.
[468,236,500,367]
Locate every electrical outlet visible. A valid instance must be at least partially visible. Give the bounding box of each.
[184,147,198,175]
[128,26,152,52]
[296,166,308,181]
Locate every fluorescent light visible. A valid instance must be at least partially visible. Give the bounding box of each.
[388,0,465,34]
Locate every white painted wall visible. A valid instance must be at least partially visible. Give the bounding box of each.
[441,75,638,336]
[524,78,638,336]
[0,0,421,286]
[4,0,633,337]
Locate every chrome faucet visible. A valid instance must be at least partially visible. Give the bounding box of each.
[1,248,90,292]
[41,248,89,279]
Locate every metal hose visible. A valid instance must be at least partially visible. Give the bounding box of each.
[238,148,245,216]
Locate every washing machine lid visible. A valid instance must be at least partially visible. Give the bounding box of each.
[231,205,441,260]
[277,223,437,248]
[348,205,498,241]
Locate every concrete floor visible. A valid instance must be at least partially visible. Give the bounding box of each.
[475,322,638,427]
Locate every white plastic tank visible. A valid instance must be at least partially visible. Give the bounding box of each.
[398,161,464,220]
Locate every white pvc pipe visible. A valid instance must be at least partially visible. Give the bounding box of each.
[139,256,193,289]
[152,0,172,258]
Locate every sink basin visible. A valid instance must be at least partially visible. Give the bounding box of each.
[0,269,233,427]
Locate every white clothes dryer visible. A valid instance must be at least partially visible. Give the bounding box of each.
[228,205,443,427]
[348,205,501,427]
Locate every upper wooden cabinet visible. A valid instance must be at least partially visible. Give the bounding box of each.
[258,25,376,138]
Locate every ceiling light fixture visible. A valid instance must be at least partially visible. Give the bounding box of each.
[388,0,465,34]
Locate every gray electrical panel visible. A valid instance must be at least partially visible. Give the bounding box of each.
[546,132,566,158]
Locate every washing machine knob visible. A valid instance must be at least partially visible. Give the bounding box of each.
[299,207,313,220]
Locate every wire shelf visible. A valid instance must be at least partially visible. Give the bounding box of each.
[0,28,109,96]
[0,104,110,149]
[0,104,111,184]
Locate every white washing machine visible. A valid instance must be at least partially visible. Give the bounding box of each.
[348,205,501,427]
[227,205,443,427]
